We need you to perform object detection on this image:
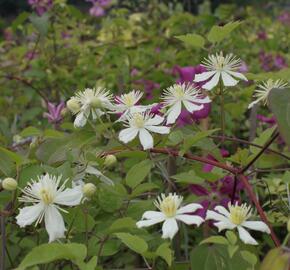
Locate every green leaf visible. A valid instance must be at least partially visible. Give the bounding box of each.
[130,183,159,197]
[156,242,172,266]
[125,159,152,188]
[108,217,136,233]
[226,231,237,245]
[171,170,204,184]
[207,21,241,43]
[17,243,87,270]
[175,33,205,48]
[260,248,290,270]
[268,87,290,146]
[240,250,257,266]
[20,126,42,137]
[200,236,229,245]
[12,12,30,31]
[29,14,49,36]
[168,130,184,145]
[250,126,276,155]
[282,171,290,184]
[115,233,148,254]
[0,147,24,166]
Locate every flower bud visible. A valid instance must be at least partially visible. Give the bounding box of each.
[2,177,18,191]
[67,98,80,114]
[82,183,96,198]
[104,155,117,167]
[90,97,103,108]
[60,107,68,117]
[287,218,290,233]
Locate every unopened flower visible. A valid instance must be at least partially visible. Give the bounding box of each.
[248,79,288,109]
[206,202,270,245]
[43,101,65,125]
[104,154,117,167]
[16,174,83,242]
[162,83,211,124]
[194,52,248,90]
[68,87,113,128]
[136,193,204,239]
[2,177,18,191]
[119,112,170,150]
[83,183,97,198]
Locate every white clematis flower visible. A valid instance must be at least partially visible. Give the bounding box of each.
[16,174,83,242]
[248,79,288,109]
[68,87,113,128]
[206,202,270,245]
[136,193,204,239]
[161,83,211,124]
[194,52,248,90]
[113,90,154,120]
[119,112,170,150]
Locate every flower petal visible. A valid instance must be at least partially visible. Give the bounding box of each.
[237,226,258,245]
[44,205,66,242]
[162,218,179,240]
[142,211,165,220]
[177,203,203,214]
[119,127,138,143]
[54,185,83,206]
[139,129,153,150]
[194,71,216,82]
[16,203,44,227]
[136,218,164,228]
[166,101,181,124]
[176,214,204,226]
[221,72,238,87]
[146,115,165,126]
[74,112,87,128]
[183,101,203,113]
[227,70,248,81]
[146,126,170,134]
[213,221,236,232]
[202,72,220,90]
[242,221,270,234]
[214,205,230,218]
[206,210,229,223]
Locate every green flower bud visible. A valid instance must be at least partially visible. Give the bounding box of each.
[67,98,80,114]
[60,107,69,117]
[2,177,18,191]
[83,183,96,198]
[90,97,103,108]
[104,155,117,167]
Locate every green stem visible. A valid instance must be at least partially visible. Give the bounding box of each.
[282,233,290,246]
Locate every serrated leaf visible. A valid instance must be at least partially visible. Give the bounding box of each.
[175,33,205,48]
[207,21,241,43]
[115,233,148,254]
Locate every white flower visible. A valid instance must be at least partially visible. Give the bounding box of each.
[16,174,83,242]
[206,202,270,245]
[136,193,204,239]
[248,79,288,109]
[68,87,113,128]
[119,112,170,150]
[113,90,153,120]
[161,83,211,124]
[194,52,248,90]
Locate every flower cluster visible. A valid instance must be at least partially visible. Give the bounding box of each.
[86,0,111,17]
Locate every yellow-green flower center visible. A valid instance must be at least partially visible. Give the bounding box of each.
[40,189,54,205]
[123,94,135,107]
[133,113,145,128]
[160,197,178,217]
[174,86,185,99]
[229,204,251,225]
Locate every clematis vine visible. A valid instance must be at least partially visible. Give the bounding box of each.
[137,193,204,239]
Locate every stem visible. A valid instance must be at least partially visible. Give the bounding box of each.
[0,216,5,270]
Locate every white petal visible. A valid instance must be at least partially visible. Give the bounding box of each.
[136,218,164,228]
[146,115,165,126]
[202,72,220,90]
[16,203,44,227]
[176,214,204,226]
[213,221,236,232]
[237,226,258,245]
[221,72,238,87]
[166,101,181,124]
[183,101,203,113]
[194,71,216,82]
[248,98,261,109]
[145,126,170,134]
[206,210,229,223]
[192,96,211,104]
[227,70,248,81]
[54,185,83,206]
[177,203,203,214]
[119,127,138,143]
[139,129,153,150]
[214,205,230,218]
[162,218,179,240]
[74,112,87,128]
[44,205,66,242]
[86,166,114,185]
[142,211,166,220]
[242,221,270,234]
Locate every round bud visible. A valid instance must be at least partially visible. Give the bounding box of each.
[104,155,117,167]
[83,183,96,198]
[2,177,18,191]
[60,107,68,117]
[90,97,103,108]
[66,98,80,114]
[287,218,290,233]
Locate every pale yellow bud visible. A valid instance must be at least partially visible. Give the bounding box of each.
[83,183,96,198]
[2,177,18,191]
[60,108,68,117]
[67,98,80,114]
[104,155,117,167]
[90,97,103,108]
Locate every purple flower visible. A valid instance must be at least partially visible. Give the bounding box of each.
[43,101,65,125]
[274,55,288,69]
[134,79,160,100]
[257,114,276,126]
[25,50,38,61]
[28,0,53,16]
[87,0,111,17]
[259,51,288,71]
[257,31,267,40]
[278,11,290,25]
[238,61,249,73]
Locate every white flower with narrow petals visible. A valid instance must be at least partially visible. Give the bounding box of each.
[136,193,204,239]
[194,52,248,90]
[68,87,113,128]
[206,202,270,245]
[119,112,170,150]
[161,83,211,124]
[16,174,83,242]
[248,79,288,109]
